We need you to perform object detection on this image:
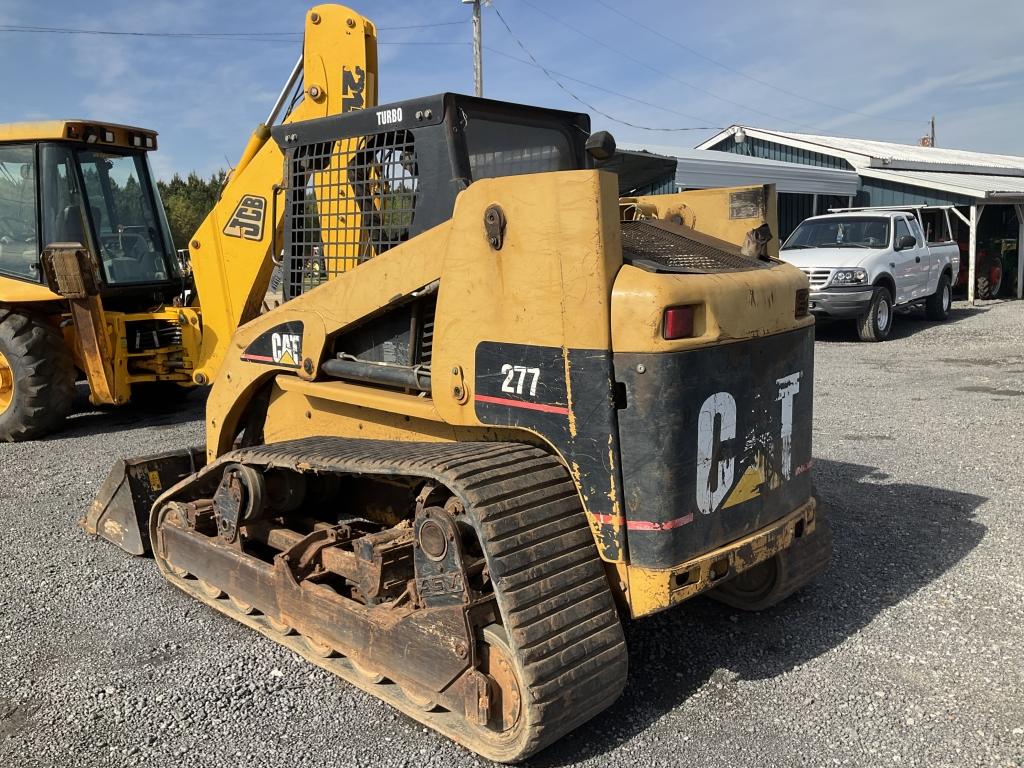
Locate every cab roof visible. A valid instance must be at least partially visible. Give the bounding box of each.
[804,210,909,222]
[0,120,158,149]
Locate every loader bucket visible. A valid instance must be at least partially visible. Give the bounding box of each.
[82,447,206,555]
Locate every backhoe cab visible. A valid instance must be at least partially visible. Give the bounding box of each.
[0,120,197,440]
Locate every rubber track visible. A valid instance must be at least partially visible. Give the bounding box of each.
[158,437,628,761]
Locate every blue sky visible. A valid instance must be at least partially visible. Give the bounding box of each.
[2,0,1022,179]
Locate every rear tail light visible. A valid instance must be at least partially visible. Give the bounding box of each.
[795,288,809,318]
[662,305,696,339]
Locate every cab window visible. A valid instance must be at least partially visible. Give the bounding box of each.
[895,217,912,245]
[463,116,576,180]
[920,209,951,243]
[0,144,41,281]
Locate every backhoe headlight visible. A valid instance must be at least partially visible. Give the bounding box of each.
[831,268,867,286]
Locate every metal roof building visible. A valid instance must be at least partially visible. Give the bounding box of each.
[620,143,862,244]
[697,126,1024,300]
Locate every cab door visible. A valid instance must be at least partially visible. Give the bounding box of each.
[0,143,42,283]
[892,215,924,302]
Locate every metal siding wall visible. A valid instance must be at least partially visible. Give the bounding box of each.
[857,178,971,207]
[632,174,678,196]
[778,192,815,241]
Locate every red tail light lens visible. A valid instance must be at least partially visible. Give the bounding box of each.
[795,288,809,318]
[662,306,695,339]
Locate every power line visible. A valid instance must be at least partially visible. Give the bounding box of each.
[485,46,720,126]
[0,19,467,41]
[512,0,817,131]
[590,0,924,127]
[489,5,716,132]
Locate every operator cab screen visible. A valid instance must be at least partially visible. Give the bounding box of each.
[462,113,577,181]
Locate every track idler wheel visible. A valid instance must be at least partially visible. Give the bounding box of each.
[710,514,833,611]
[478,625,523,735]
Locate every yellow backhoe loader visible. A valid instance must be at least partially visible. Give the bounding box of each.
[83,5,831,762]
[0,4,376,441]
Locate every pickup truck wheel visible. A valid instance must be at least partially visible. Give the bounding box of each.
[925,273,952,320]
[856,287,893,342]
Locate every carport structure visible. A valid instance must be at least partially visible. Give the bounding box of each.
[699,127,1024,302]
[620,144,861,241]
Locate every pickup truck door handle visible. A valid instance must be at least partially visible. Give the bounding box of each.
[915,256,921,263]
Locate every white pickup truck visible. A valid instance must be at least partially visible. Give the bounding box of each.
[780,207,960,341]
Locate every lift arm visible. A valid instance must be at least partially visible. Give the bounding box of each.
[188,4,378,385]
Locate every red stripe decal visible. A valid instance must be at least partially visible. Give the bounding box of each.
[241,353,275,362]
[475,394,570,415]
[626,513,694,531]
[795,460,814,476]
[592,512,694,531]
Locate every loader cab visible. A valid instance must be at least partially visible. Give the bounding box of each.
[0,121,180,307]
[273,93,592,299]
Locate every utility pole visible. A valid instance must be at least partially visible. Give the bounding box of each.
[930,116,936,148]
[462,0,483,96]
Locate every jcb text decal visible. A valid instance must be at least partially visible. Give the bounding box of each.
[222,195,266,241]
[342,66,365,112]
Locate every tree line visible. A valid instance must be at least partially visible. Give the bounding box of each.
[157,171,227,250]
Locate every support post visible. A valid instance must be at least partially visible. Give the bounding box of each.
[1016,203,1024,300]
[465,0,483,97]
[967,203,984,305]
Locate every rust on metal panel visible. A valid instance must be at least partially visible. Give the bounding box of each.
[625,497,817,618]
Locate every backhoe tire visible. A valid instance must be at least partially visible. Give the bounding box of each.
[0,311,75,442]
[709,515,833,612]
[925,273,952,321]
[856,287,893,342]
[976,254,1003,299]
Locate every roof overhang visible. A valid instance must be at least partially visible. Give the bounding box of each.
[697,125,1024,177]
[859,167,1024,203]
[695,125,872,168]
[623,144,860,196]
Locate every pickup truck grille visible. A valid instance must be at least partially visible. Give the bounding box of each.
[800,268,832,289]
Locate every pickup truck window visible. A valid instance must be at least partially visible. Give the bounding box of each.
[895,217,912,244]
[782,216,890,250]
[920,209,951,243]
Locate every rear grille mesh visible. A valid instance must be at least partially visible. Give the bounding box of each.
[621,220,770,274]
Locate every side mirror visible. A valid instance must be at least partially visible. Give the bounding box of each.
[896,234,917,250]
[585,130,616,162]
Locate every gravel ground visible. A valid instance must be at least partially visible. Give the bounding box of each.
[1,299,1022,768]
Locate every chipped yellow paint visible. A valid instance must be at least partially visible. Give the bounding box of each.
[627,184,781,260]
[722,450,780,509]
[623,498,816,618]
[562,347,577,438]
